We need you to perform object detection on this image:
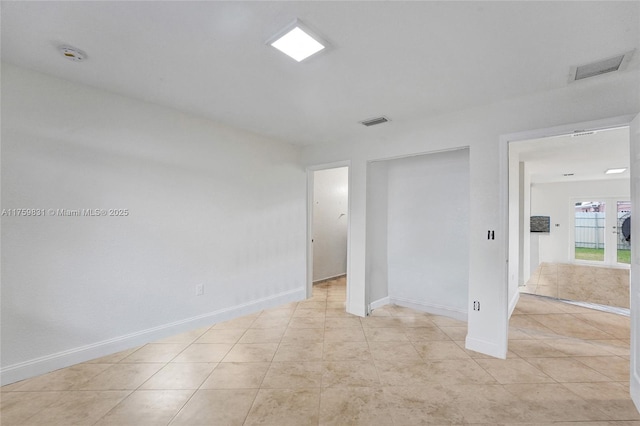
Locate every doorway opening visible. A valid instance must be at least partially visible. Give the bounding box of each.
[504,113,640,414]
[307,164,350,310]
[508,124,631,310]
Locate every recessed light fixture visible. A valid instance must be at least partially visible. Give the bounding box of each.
[268,19,326,62]
[58,45,87,62]
[605,168,627,174]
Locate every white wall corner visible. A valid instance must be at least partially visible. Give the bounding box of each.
[369,296,391,312]
[465,335,507,359]
[0,287,305,386]
[390,296,467,322]
[508,290,520,318]
[346,302,367,318]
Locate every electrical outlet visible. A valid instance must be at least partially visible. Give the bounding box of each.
[473,300,481,311]
[195,283,204,296]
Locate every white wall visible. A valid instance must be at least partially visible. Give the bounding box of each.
[386,149,469,319]
[312,167,348,281]
[531,179,630,265]
[302,69,640,358]
[1,64,306,384]
[366,161,389,307]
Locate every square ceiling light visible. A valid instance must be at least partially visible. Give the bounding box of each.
[268,19,326,62]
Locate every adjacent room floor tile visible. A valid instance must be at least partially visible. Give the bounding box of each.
[0,391,64,425]
[221,343,279,363]
[139,362,216,390]
[244,388,320,426]
[261,362,323,389]
[319,387,393,426]
[475,358,554,384]
[273,342,323,362]
[170,389,257,425]
[11,364,111,391]
[21,390,131,426]
[171,343,233,363]
[525,357,611,383]
[200,362,270,389]
[120,343,189,363]
[76,364,164,390]
[95,389,194,425]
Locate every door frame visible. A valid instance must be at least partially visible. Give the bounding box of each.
[629,113,640,412]
[500,113,637,408]
[502,114,635,300]
[306,161,351,302]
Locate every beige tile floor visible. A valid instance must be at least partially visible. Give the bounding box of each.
[2,276,639,425]
[522,262,630,309]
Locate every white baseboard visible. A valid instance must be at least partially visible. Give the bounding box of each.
[465,335,507,359]
[313,273,346,284]
[0,287,305,386]
[369,297,390,312]
[508,291,520,318]
[390,296,467,322]
[632,371,640,414]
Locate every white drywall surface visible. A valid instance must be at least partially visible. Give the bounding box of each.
[386,149,470,317]
[1,64,306,383]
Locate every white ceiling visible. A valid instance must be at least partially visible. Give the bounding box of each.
[1,1,639,146]
[511,127,630,184]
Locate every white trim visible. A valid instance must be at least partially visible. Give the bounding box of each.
[0,287,305,386]
[306,170,315,299]
[369,296,390,311]
[390,296,467,322]
[632,370,640,412]
[629,113,640,414]
[465,335,507,359]
[313,273,346,284]
[500,115,635,145]
[508,290,520,318]
[500,114,636,361]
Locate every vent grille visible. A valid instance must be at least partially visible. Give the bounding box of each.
[573,54,625,81]
[360,116,390,127]
[571,130,595,137]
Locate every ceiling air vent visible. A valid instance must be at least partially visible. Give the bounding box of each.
[571,130,595,137]
[360,116,390,127]
[571,51,634,82]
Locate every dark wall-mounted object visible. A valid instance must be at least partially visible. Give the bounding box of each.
[531,216,550,233]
